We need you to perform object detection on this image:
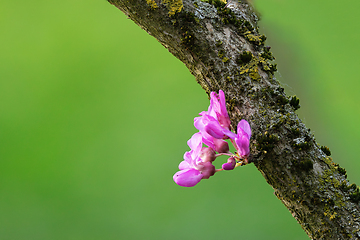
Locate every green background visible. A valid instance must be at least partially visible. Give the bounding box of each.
[1,0,359,239]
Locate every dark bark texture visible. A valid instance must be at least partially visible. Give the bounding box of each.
[108,0,360,238]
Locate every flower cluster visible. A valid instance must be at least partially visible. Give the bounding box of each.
[173,90,251,187]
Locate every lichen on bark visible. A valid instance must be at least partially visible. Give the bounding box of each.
[108,0,360,238]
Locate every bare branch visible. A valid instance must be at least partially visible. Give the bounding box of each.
[108,0,360,238]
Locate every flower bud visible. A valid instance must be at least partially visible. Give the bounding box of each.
[213,138,229,153]
[222,157,236,170]
[199,147,216,162]
[197,162,216,179]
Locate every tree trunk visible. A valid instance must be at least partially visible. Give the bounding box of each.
[107,0,360,238]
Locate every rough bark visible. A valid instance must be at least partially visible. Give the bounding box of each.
[107,0,360,238]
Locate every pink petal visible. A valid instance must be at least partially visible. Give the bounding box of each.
[222,128,237,139]
[183,151,193,163]
[179,160,191,170]
[173,169,203,187]
[208,92,220,119]
[205,121,225,139]
[217,115,231,130]
[201,133,216,150]
[204,120,237,140]
[184,150,198,166]
[235,134,250,157]
[218,90,230,119]
[238,120,251,139]
[194,116,205,131]
[187,132,203,153]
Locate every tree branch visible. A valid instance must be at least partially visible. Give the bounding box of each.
[107,0,360,238]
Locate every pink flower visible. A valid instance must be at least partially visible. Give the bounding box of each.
[173,89,252,187]
[234,120,251,158]
[208,90,231,130]
[173,133,216,187]
[195,90,236,142]
[194,114,232,153]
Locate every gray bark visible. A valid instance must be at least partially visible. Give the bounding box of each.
[107,0,360,238]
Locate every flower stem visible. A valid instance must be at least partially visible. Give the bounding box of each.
[215,152,233,157]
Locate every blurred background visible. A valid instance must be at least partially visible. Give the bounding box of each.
[0,0,359,239]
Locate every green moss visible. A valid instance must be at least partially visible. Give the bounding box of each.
[292,158,314,172]
[349,187,360,203]
[323,156,333,165]
[290,127,301,137]
[161,0,183,16]
[244,31,266,46]
[260,46,275,61]
[289,96,300,110]
[181,31,195,47]
[256,131,279,154]
[260,86,289,109]
[258,55,277,75]
[320,146,331,156]
[229,97,236,111]
[277,95,289,105]
[146,0,158,9]
[243,21,254,32]
[203,0,255,31]
[218,49,225,58]
[292,140,311,151]
[323,204,337,220]
[175,12,200,53]
[340,182,355,192]
[222,57,229,63]
[269,63,277,72]
[216,40,223,47]
[203,0,226,8]
[298,159,313,171]
[176,10,197,23]
[249,67,260,81]
[337,166,346,176]
[239,56,261,81]
[341,183,360,203]
[236,51,252,65]
[271,116,285,130]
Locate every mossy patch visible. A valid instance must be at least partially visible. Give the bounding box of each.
[292,137,311,151]
[162,0,183,16]
[236,51,252,65]
[297,159,313,172]
[238,53,261,81]
[222,57,229,63]
[256,131,279,154]
[320,146,331,156]
[181,31,195,47]
[323,204,337,220]
[290,127,301,138]
[174,11,201,53]
[218,49,225,58]
[289,96,300,110]
[260,46,275,61]
[349,187,360,203]
[146,0,158,9]
[244,31,266,46]
[215,40,223,47]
